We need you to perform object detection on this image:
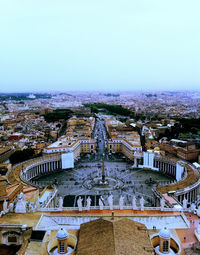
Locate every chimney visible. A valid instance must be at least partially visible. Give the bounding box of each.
[111,211,114,220]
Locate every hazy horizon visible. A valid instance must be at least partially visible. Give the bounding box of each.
[0,89,200,94]
[0,1,199,92]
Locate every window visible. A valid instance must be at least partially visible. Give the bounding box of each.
[59,242,65,253]
[8,235,17,243]
[163,240,169,252]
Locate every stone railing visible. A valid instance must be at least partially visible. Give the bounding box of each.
[38,205,184,212]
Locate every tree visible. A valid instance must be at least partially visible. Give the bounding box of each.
[9,148,35,165]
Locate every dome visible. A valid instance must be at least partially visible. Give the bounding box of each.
[21,224,27,231]
[159,227,171,239]
[154,147,160,151]
[56,228,69,240]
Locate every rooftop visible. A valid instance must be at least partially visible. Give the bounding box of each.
[76,218,154,255]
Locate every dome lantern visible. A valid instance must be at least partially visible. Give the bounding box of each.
[56,228,69,254]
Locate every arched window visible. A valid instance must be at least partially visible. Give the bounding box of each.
[163,240,169,252]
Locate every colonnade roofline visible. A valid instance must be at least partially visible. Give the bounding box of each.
[157,163,199,194]
[6,151,200,207]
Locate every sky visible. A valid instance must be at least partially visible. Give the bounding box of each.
[0,0,199,92]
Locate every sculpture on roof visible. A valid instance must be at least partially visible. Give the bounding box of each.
[108,195,113,210]
[132,195,137,210]
[140,196,145,211]
[86,196,91,211]
[9,202,14,212]
[15,192,27,213]
[3,200,8,211]
[59,196,63,210]
[99,196,104,210]
[77,196,83,212]
[119,195,124,210]
[160,198,165,211]
[190,202,196,212]
[182,196,188,210]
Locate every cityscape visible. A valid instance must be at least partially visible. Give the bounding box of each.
[0,1,200,255]
[0,90,199,254]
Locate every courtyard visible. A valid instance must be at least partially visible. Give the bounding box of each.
[34,160,174,207]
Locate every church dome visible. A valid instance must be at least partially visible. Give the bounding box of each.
[159,227,171,239]
[56,228,69,240]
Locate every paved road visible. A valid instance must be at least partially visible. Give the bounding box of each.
[93,118,107,160]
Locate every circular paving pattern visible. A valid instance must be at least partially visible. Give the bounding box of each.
[82,176,124,191]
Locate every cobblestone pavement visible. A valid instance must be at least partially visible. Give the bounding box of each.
[34,161,174,207]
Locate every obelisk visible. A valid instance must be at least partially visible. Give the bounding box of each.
[102,156,105,183]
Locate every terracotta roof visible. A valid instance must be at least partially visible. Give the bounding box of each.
[76,218,154,255]
[0,146,12,155]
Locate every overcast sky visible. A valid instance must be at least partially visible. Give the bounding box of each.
[0,0,199,92]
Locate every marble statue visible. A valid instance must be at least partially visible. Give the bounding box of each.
[86,196,91,211]
[99,196,104,210]
[140,196,145,211]
[160,198,165,211]
[3,200,8,211]
[108,195,113,210]
[77,196,83,212]
[21,192,26,203]
[9,203,14,213]
[119,195,124,210]
[15,192,27,213]
[132,195,137,210]
[59,197,63,210]
[182,196,188,210]
[190,203,196,212]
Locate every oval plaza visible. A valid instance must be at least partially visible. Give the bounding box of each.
[1,116,200,255]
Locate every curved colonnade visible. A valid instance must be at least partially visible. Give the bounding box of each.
[141,151,200,205]
[157,162,200,204]
[7,153,200,207]
[21,154,61,184]
[7,154,62,186]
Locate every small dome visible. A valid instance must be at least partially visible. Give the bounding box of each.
[148,134,154,139]
[21,224,27,230]
[154,147,160,151]
[56,228,69,240]
[159,227,171,239]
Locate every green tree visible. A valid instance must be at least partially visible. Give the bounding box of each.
[9,148,35,165]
